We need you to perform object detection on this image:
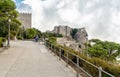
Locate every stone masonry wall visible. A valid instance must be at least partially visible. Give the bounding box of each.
[18,12,32,29]
[53,25,72,37]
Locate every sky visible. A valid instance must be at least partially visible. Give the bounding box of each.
[13,0,120,43]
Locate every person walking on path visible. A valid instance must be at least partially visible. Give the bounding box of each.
[35,35,39,42]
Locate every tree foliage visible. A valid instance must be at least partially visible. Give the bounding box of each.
[88,39,120,61]
[0,37,7,47]
[70,28,78,38]
[0,0,21,38]
[42,32,63,38]
[22,28,42,39]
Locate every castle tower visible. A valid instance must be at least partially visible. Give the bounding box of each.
[18,12,32,29]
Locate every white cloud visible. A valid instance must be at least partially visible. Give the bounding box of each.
[19,0,120,43]
[112,12,120,26]
[58,8,81,23]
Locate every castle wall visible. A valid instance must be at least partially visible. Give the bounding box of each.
[53,25,71,37]
[18,12,32,29]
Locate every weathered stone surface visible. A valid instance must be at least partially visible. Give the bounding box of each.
[69,43,81,52]
[74,28,88,50]
[53,25,72,37]
[57,37,76,46]
[57,38,82,52]
[18,12,32,29]
[52,26,88,52]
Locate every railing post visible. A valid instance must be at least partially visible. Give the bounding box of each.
[59,47,61,60]
[99,67,102,77]
[45,41,48,50]
[44,41,46,46]
[77,56,79,67]
[48,43,50,51]
[66,51,68,67]
[50,44,52,52]
[54,46,56,56]
[76,73,79,77]
[76,56,79,77]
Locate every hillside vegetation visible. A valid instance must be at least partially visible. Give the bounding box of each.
[46,35,120,77]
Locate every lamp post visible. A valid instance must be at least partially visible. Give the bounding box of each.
[7,18,11,47]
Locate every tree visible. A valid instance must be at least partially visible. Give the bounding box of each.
[43,32,63,38]
[24,28,36,39]
[88,39,120,61]
[33,28,42,38]
[23,28,42,39]
[103,41,120,61]
[70,28,78,38]
[0,0,21,38]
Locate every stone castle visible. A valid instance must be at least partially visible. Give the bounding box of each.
[18,12,32,29]
[53,26,72,36]
[51,25,88,52]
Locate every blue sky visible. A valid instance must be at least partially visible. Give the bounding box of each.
[14,0,31,12]
[13,0,120,43]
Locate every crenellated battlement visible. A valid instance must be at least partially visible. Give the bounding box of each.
[19,11,31,15]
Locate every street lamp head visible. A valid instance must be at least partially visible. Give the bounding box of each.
[8,19,11,22]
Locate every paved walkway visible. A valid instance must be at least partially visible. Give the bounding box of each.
[0,41,77,77]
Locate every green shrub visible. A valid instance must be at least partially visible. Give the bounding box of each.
[0,37,7,47]
[2,37,6,42]
[10,33,15,40]
[70,28,78,38]
[17,36,23,40]
[27,34,33,39]
[48,37,56,44]
[0,37,3,47]
[57,34,63,37]
[11,31,17,36]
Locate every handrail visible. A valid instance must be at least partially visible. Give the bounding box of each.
[45,41,115,77]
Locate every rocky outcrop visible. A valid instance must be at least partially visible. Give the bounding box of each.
[57,37,81,52]
[52,25,88,52]
[53,25,72,37]
[74,28,88,50]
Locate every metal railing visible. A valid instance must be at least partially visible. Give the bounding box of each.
[45,41,115,77]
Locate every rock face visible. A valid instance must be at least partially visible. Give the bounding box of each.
[52,25,88,52]
[53,25,72,37]
[57,37,81,52]
[74,28,88,50]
